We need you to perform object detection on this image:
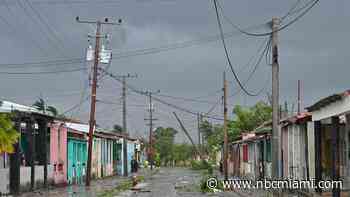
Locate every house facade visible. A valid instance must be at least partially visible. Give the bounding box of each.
[0,100,141,195]
[229,131,272,180]
[306,90,350,196]
[280,112,311,180]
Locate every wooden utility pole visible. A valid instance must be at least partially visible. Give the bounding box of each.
[121,74,137,177]
[271,17,280,182]
[223,71,228,180]
[76,17,120,186]
[297,80,301,114]
[144,90,159,170]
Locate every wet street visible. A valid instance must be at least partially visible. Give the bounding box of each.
[18,168,248,197]
[17,168,300,197]
[121,168,246,197]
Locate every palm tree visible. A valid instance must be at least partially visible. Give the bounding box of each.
[33,98,60,117]
[33,98,46,113]
[46,106,58,117]
[112,124,123,133]
[0,113,20,153]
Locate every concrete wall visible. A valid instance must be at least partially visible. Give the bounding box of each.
[92,138,101,179]
[19,165,53,191]
[307,121,315,180]
[50,123,67,185]
[0,168,9,194]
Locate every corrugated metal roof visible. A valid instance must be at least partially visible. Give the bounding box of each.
[306,90,350,112]
[280,112,311,126]
[65,122,92,134]
[0,100,40,113]
[64,121,138,141]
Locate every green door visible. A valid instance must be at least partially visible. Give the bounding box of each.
[67,138,87,184]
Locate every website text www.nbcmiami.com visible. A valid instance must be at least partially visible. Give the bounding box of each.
[206,178,343,191]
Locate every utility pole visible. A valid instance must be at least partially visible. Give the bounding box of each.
[121,74,137,177]
[200,113,205,144]
[297,80,301,114]
[197,113,201,145]
[144,90,159,170]
[173,112,202,158]
[271,17,280,184]
[223,71,228,180]
[76,17,121,186]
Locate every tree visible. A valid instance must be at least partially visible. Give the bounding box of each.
[33,98,46,112]
[199,120,213,141]
[198,101,272,160]
[46,106,58,117]
[33,98,61,117]
[154,127,178,166]
[173,143,195,166]
[112,124,123,133]
[0,113,20,153]
[228,101,272,140]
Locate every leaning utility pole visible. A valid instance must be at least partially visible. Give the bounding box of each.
[76,17,120,186]
[121,74,137,177]
[271,17,280,182]
[223,71,228,180]
[144,90,159,170]
[173,112,202,158]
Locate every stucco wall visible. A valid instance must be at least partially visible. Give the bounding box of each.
[0,168,9,194]
[50,123,67,185]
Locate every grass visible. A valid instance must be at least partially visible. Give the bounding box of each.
[98,176,145,197]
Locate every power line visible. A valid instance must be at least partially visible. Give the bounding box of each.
[99,68,224,121]
[24,0,70,56]
[16,0,66,57]
[0,22,266,68]
[213,0,261,97]
[1,0,49,55]
[0,58,83,67]
[216,0,320,37]
[0,67,86,75]
[281,0,302,21]
[62,95,90,114]
[29,0,122,5]
[282,0,317,20]
[156,94,218,104]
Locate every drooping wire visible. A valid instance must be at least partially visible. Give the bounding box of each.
[213,0,262,97]
[281,0,302,21]
[216,0,320,37]
[16,0,67,57]
[99,68,224,121]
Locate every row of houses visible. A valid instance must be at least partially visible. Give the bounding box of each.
[0,100,144,195]
[225,90,350,196]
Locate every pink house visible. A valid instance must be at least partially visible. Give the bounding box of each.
[50,122,67,185]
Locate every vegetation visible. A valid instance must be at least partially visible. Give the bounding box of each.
[0,113,20,153]
[98,176,145,197]
[32,98,62,117]
[190,160,212,172]
[112,124,123,133]
[151,127,197,167]
[173,143,194,166]
[154,127,177,166]
[228,101,272,140]
[199,101,272,161]
[149,101,271,168]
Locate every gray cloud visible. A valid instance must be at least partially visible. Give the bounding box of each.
[0,0,349,142]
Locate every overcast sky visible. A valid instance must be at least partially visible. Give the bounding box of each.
[0,0,349,143]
